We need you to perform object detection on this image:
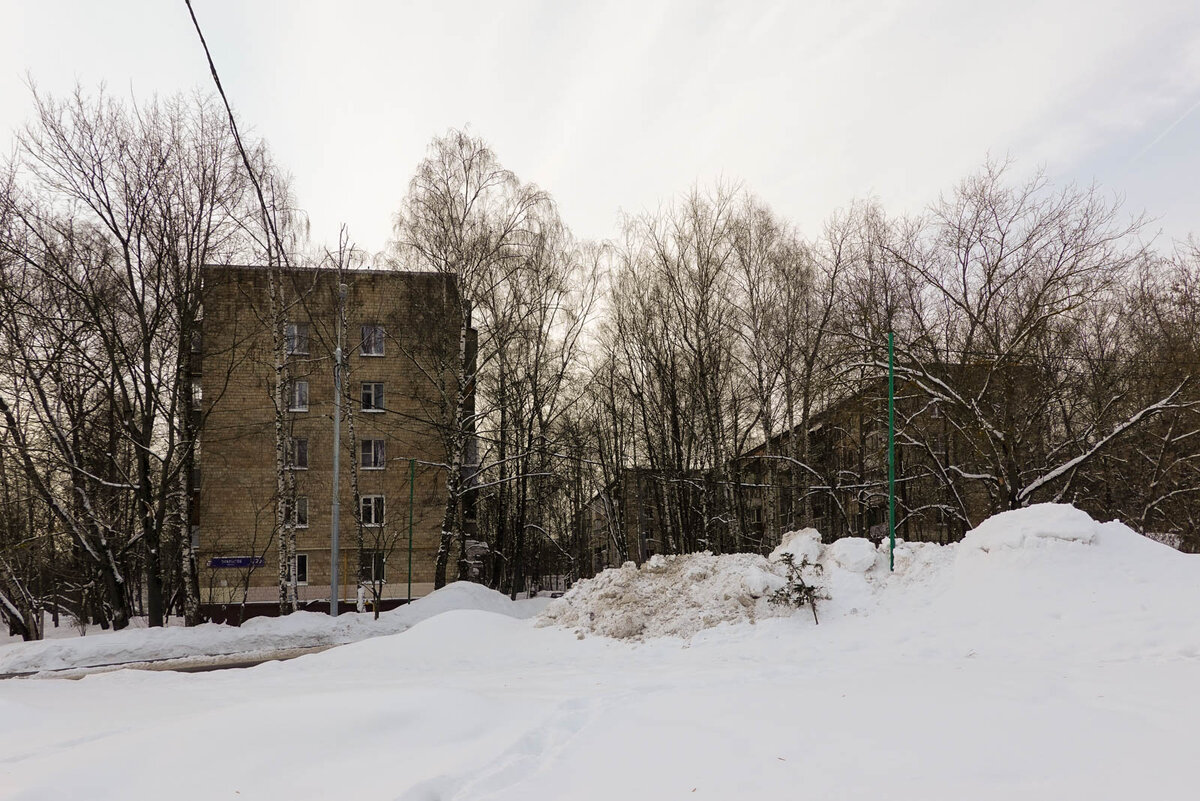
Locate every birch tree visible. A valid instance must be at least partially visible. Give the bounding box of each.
[389,129,552,589]
[0,87,267,627]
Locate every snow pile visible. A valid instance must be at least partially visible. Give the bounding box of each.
[539,525,943,640]
[941,505,1200,662]
[538,552,794,639]
[769,527,823,563]
[542,520,947,639]
[540,503,1200,644]
[960,502,1099,552]
[825,535,881,572]
[0,582,536,675]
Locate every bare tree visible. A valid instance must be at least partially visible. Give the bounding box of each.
[389,129,552,588]
[0,86,269,628]
[870,163,1193,524]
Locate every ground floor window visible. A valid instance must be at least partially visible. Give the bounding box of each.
[361,549,385,583]
[290,553,308,585]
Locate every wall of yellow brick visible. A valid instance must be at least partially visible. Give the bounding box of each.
[198,265,463,602]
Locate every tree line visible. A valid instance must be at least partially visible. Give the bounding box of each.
[565,171,1200,569]
[2,86,1197,639]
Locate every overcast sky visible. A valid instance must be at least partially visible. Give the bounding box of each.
[3,0,1198,257]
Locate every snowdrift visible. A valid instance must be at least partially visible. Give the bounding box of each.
[537,551,795,639]
[6,504,1200,801]
[0,582,538,675]
[540,504,1200,653]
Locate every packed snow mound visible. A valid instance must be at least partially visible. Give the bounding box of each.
[961,503,1099,553]
[541,502,1200,646]
[538,552,796,640]
[540,529,937,640]
[770,528,822,564]
[826,536,880,573]
[0,581,533,675]
[395,581,530,621]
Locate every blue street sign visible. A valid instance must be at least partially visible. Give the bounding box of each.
[208,556,266,569]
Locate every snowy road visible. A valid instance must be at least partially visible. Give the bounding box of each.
[2,505,1198,800]
[0,645,331,680]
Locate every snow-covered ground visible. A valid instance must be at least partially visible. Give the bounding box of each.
[2,503,1198,799]
[0,584,549,675]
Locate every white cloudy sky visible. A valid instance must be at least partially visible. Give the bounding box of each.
[2,0,1198,255]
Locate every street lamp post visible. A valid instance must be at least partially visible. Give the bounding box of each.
[330,283,347,615]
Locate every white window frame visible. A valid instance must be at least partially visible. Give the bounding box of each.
[292,553,309,586]
[361,381,384,412]
[285,322,310,356]
[361,439,386,470]
[288,380,309,412]
[360,324,385,356]
[293,496,309,528]
[361,495,385,527]
[288,438,309,470]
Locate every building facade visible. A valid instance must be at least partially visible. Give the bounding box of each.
[576,375,1002,577]
[197,265,467,607]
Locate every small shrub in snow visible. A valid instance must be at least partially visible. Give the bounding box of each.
[768,553,823,624]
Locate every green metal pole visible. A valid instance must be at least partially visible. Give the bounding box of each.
[407,458,415,603]
[888,331,896,572]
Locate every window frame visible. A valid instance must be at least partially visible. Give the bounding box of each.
[361,381,385,412]
[361,439,386,470]
[292,553,308,585]
[285,322,310,356]
[288,437,309,470]
[288,380,310,412]
[361,494,385,527]
[293,496,309,528]
[360,324,385,357]
[361,549,385,583]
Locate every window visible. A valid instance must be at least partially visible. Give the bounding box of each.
[361,382,384,412]
[191,381,203,409]
[361,439,386,470]
[284,496,309,528]
[360,324,385,356]
[285,322,310,355]
[287,438,308,470]
[288,380,309,412]
[360,550,385,583]
[361,495,385,527]
[290,553,308,585]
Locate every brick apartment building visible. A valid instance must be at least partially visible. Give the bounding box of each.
[196,264,468,607]
[577,468,667,574]
[576,375,998,576]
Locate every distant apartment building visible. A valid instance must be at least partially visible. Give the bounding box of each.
[740,371,1008,545]
[577,469,666,574]
[577,373,1002,576]
[196,264,470,607]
